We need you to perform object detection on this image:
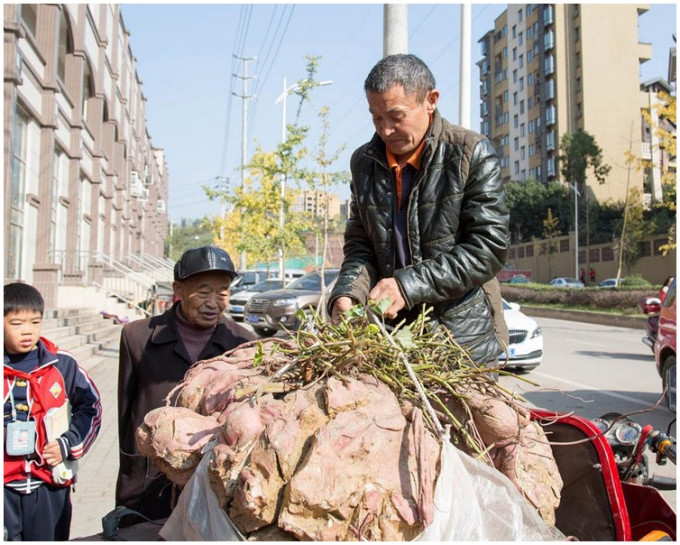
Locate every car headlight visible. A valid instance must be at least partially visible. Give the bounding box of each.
[272,298,297,307]
[530,327,542,339]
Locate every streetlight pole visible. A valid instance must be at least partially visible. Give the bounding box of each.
[568,181,580,281]
[274,78,332,283]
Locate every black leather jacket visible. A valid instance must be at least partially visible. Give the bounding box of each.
[330,110,510,363]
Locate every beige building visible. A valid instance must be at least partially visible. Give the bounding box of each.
[4,4,168,307]
[292,189,341,219]
[477,4,663,205]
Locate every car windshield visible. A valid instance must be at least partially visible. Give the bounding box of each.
[561,278,579,283]
[287,270,339,290]
[251,279,283,292]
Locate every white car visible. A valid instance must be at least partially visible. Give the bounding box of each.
[500,299,543,371]
[549,277,585,288]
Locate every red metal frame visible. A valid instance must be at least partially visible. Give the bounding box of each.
[531,409,632,541]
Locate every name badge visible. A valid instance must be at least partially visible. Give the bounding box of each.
[6,420,36,456]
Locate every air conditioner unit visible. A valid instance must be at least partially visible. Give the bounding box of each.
[130,171,142,196]
[138,188,149,202]
[156,199,166,212]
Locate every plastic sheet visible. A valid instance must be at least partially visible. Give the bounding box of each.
[416,440,564,541]
[159,447,243,541]
[161,440,563,541]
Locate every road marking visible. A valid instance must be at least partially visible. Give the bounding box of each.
[530,370,657,408]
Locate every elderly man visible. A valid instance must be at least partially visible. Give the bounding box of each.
[115,246,256,525]
[330,54,509,364]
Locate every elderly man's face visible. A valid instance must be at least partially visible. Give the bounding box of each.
[173,271,232,329]
[367,84,439,161]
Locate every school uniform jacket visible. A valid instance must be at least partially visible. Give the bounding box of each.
[3,337,102,487]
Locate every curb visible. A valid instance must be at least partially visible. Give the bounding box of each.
[519,305,647,329]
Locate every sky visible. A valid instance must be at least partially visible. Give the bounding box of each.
[119,2,677,223]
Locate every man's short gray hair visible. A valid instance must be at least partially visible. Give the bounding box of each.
[364,54,436,101]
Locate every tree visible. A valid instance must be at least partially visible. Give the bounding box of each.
[613,186,650,274]
[559,131,611,275]
[541,208,560,279]
[504,179,569,242]
[164,219,215,261]
[626,91,676,255]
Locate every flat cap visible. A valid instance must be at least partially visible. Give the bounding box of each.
[173,246,237,281]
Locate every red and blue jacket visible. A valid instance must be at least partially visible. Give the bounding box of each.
[3,337,102,488]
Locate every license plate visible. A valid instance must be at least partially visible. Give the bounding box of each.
[231,306,243,313]
[509,347,516,357]
[247,315,259,324]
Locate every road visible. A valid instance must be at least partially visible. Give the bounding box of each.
[498,315,676,509]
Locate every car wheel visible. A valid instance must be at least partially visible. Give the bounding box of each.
[661,355,676,410]
[255,327,276,338]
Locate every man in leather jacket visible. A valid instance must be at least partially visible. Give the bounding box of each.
[329,54,509,364]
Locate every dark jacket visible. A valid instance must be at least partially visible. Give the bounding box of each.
[330,110,510,363]
[115,304,256,523]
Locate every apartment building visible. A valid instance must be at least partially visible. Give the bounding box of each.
[3,4,168,305]
[477,4,663,204]
[292,189,341,219]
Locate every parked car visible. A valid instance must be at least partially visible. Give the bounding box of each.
[499,299,544,372]
[231,268,305,293]
[598,278,626,288]
[139,281,175,316]
[244,268,340,335]
[507,274,530,284]
[548,277,585,288]
[228,278,284,320]
[655,278,676,410]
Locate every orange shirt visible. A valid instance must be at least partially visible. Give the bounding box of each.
[386,138,426,208]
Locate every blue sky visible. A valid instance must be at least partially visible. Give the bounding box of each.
[119,3,677,222]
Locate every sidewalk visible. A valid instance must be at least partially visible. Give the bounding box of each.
[70,346,120,539]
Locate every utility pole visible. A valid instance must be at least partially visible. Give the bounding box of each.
[383,4,408,57]
[458,4,471,128]
[232,55,256,270]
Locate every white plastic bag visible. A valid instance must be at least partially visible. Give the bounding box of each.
[417,440,564,541]
[159,447,243,541]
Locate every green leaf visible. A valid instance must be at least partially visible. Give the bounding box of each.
[253,342,264,367]
[368,298,393,315]
[393,327,416,350]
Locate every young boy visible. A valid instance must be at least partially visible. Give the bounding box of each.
[4,283,102,540]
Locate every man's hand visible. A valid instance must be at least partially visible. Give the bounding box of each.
[369,278,406,319]
[331,296,354,325]
[42,440,64,468]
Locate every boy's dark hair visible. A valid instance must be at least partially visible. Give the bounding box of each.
[4,282,45,316]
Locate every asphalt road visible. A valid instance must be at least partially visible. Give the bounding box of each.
[499,315,676,510]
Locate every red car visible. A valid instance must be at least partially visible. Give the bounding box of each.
[655,277,676,410]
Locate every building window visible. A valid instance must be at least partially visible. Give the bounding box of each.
[82,58,95,122]
[515,161,520,174]
[502,24,507,37]
[56,10,73,83]
[528,50,533,63]
[575,25,580,42]
[547,157,556,177]
[520,100,525,114]
[8,108,29,279]
[527,26,533,40]
[545,105,556,126]
[577,102,582,118]
[521,169,526,181]
[513,47,517,61]
[512,25,516,39]
[537,165,542,179]
[543,4,554,26]
[513,69,518,83]
[514,114,518,128]
[521,146,526,160]
[520,123,525,137]
[545,54,555,75]
[503,46,507,58]
[528,73,533,86]
[519,77,524,91]
[519,31,523,46]
[503,90,509,102]
[546,130,556,150]
[528,97,534,109]
[529,144,535,156]
[545,78,555,100]
[21,4,38,37]
[576,77,581,92]
[529,120,535,133]
[514,137,519,151]
[544,29,555,50]
[518,8,523,22]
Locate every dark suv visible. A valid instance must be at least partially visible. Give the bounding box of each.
[244,268,340,335]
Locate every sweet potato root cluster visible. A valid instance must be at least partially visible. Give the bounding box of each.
[136,307,562,539]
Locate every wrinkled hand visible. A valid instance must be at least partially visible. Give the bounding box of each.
[369,278,406,319]
[331,296,354,325]
[42,440,63,468]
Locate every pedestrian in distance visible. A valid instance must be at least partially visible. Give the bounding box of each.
[579,268,586,286]
[115,246,256,527]
[329,53,510,365]
[589,267,596,285]
[4,282,102,541]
